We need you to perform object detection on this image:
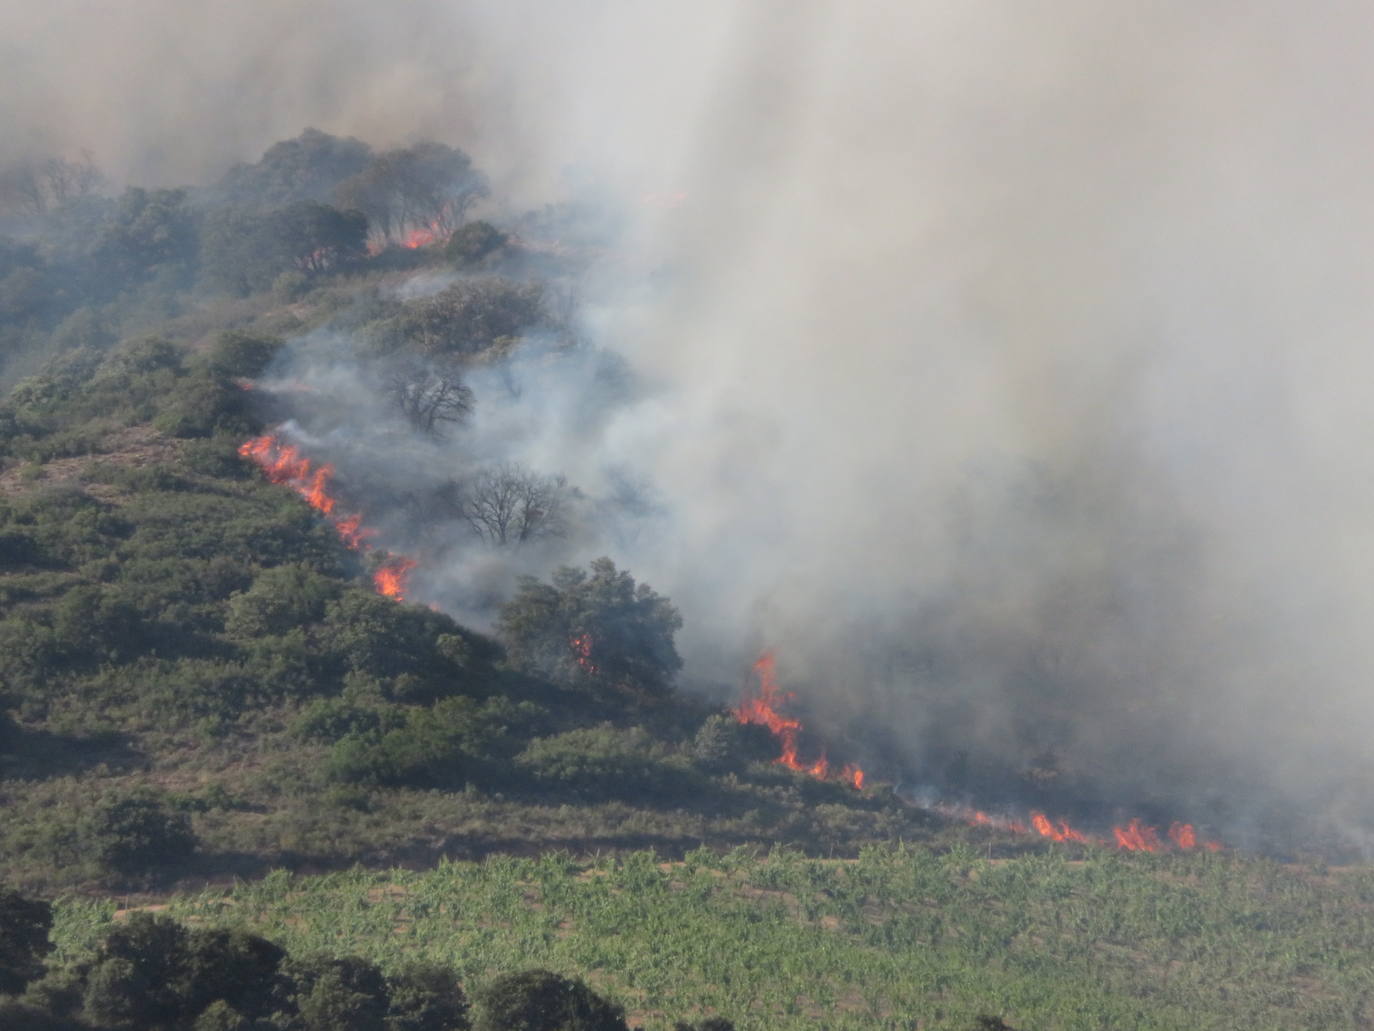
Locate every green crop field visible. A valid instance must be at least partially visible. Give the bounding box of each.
[51,844,1374,1030]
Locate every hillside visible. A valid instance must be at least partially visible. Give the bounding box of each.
[0,131,942,900]
[4,121,1373,1031]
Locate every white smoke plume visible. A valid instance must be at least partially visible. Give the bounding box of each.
[15,0,1374,845]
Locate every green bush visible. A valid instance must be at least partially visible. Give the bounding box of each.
[517,725,671,797]
[82,790,197,876]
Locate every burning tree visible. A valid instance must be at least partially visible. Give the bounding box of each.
[335,141,488,248]
[497,558,682,695]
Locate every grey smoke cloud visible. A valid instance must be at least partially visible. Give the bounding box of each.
[16,0,1374,842]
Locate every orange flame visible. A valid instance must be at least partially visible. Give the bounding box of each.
[1030,811,1091,844]
[373,557,417,600]
[735,651,864,789]
[1113,818,1162,852]
[569,633,600,676]
[946,799,1223,853]
[402,222,443,249]
[239,432,417,603]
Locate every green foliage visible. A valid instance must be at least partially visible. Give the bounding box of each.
[517,725,674,798]
[285,954,390,1031]
[225,563,341,638]
[81,912,194,1028]
[367,278,544,358]
[0,890,53,996]
[82,790,196,876]
[218,129,374,211]
[446,222,507,267]
[92,188,198,288]
[475,970,626,1031]
[690,714,776,773]
[65,845,1374,1031]
[205,332,285,380]
[385,962,469,1031]
[336,142,487,246]
[325,696,542,789]
[200,202,368,296]
[499,558,683,695]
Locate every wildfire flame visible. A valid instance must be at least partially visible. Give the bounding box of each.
[238,432,416,603]
[569,632,600,676]
[935,800,1223,853]
[735,652,865,789]
[373,557,418,601]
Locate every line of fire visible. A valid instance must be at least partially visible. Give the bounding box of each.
[240,428,1224,855]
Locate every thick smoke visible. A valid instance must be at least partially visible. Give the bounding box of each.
[17,0,1374,847]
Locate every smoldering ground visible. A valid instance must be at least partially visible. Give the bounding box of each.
[15,0,1374,849]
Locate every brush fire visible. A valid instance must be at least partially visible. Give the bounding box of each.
[238,431,416,601]
[740,650,1220,851]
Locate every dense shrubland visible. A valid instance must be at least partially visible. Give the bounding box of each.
[0,131,931,898]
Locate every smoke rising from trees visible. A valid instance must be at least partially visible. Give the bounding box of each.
[13,0,1374,845]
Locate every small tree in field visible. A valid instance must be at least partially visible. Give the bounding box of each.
[497,558,682,695]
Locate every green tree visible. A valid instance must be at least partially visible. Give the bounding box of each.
[0,890,52,996]
[83,790,196,876]
[204,332,283,380]
[81,912,192,1029]
[276,201,369,274]
[498,558,682,695]
[385,961,469,1031]
[93,188,197,287]
[369,278,544,359]
[446,221,506,267]
[337,142,487,246]
[474,970,626,1031]
[225,563,341,638]
[286,955,390,1031]
[218,128,373,210]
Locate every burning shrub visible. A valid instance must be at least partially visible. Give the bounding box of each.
[497,558,683,696]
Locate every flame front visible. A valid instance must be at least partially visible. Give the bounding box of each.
[735,651,865,789]
[938,800,1223,853]
[239,432,417,603]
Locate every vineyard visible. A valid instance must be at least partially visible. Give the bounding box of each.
[51,844,1374,1030]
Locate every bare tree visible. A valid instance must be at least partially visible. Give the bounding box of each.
[0,161,45,216]
[463,463,569,546]
[41,151,103,206]
[386,357,474,438]
[0,152,103,215]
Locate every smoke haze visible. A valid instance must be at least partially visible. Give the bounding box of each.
[14,0,1374,844]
